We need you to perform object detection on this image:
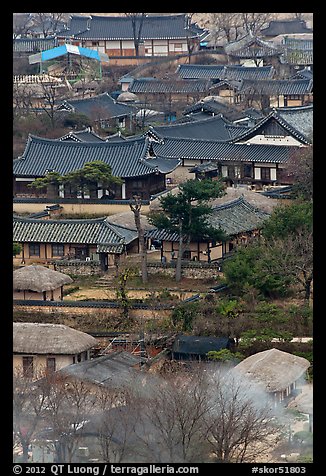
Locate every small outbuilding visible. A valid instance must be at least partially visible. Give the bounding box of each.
[234,348,310,405]
[171,334,235,361]
[13,265,73,301]
[13,322,98,378]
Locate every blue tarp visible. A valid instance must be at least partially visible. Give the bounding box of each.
[29,43,109,64]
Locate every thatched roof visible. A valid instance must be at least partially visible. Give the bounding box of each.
[13,265,73,292]
[234,348,310,393]
[13,322,98,355]
[287,383,313,414]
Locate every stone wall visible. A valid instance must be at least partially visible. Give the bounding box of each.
[54,261,103,276]
[147,263,221,280]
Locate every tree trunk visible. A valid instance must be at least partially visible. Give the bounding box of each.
[130,196,148,284]
[176,219,183,282]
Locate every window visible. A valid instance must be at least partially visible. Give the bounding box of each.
[29,243,40,256]
[261,168,271,180]
[46,357,56,373]
[92,41,99,47]
[182,250,191,260]
[52,244,64,257]
[22,356,33,378]
[243,164,253,178]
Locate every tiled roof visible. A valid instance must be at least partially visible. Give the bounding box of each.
[58,14,206,41]
[208,196,270,235]
[229,108,312,145]
[59,128,106,142]
[13,215,127,252]
[274,105,313,142]
[291,68,313,80]
[56,93,137,120]
[177,64,274,81]
[151,136,297,164]
[260,20,312,36]
[13,36,58,53]
[128,78,212,94]
[224,33,281,58]
[148,115,248,142]
[146,196,269,241]
[183,99,264,123]
[13,135,177,178]
[236,78,313,95]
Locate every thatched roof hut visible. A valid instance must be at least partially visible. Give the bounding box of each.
[13,323,97,355]
[13,265,73,292]
[234,348,310,393]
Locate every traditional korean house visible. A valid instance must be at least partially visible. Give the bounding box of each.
[56,92,137,130]
[182,98,265,125]
[234,348,310,406]
[13,265,73,301]
[127,78,219,110]
[13,36,58,56]
[224,32,283,67]
[260,19,312,40]
[56,14,207,63]
[150,134,300,188]
[230,107,313,146]
[176,64,275,82]
[279,37,313,75]
[212,78,313,108]
[13,135,180,200]
[13,215,139,269]
[145,196,270,262]
[13,322,97,379]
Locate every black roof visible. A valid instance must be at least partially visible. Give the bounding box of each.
[151,136,297,164]
[58,14,206,41]
[183,99,264,123]
[260,20,312,36]
[56,93,137,120]
[13,36,58,53]
[148,115,249,142]
[172,334,232,356]
[128,78,212,94]
[230,108,313,145]
[224,33,282,58]
[233,78,313,95]
[13,135,179,179]
[177,64,274,81]
[58,128,106,143]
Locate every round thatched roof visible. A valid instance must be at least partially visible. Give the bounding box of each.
[13,265,73,292]
[117,91,138,102]
[13,323,97,355]
[234,348,310,393]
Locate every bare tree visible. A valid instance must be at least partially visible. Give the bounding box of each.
[32,13,68,38]
[204,369,279,463]
[205,13,242,45]
[13,13,33,39]
[94,387,140,463]
[130,195,148,284]
[136,368,211,462]
[13,368,48,462]
[38,373,93,463]
[125,13,146,57]
[240,13,276,35]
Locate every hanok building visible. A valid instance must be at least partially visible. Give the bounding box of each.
[13,322,98,379]
[13,264,73,301]
[176,64,275,82]
[150,134,300,188]
[127,78,219,110]
[13,215,139,269]
[145,196,270,262]
[13,36,58,56]
[224,32,283,67]
[13,135,180,201]
[56,92,137,131]
[213,78,313,109]
[260,19,313,40]
[56,14,207,64]
[234,348,311,406]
